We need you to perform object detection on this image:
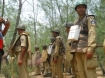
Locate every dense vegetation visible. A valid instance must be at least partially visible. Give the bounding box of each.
[0,0,105,77]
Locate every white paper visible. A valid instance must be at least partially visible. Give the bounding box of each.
[48,45,53,54]
[68,25,81,41]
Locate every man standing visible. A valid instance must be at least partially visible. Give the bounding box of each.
[64,22,79,78]
[34,45,41,75]
[51,28,64,78]
[41,44,49,76]
[10,25,31,78]
[0,17,10,72]
[70,1,97,78]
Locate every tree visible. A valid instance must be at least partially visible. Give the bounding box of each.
[10,0,27,46]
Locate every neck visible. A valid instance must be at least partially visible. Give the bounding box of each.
[79,14,86,19]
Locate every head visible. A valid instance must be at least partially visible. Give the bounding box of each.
[51,28,60,37]
[75,1,87,16]
[64,22,74,33]
[35,45,39,51]
[42,44,47,50]
[16,25,25,35]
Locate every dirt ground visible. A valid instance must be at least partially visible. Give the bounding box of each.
[29,68,105,78]
[0,68,105,78]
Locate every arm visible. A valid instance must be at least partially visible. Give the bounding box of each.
[20,46,27,60]
[54,38,60,57]
[87,16,96,58]
[2,20,10,36]
[18,35,27,65]
[0,17,10,36]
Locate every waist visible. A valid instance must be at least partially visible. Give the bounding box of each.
[70,47,87,53]
[13,45,21,52]
[80,30,88,35]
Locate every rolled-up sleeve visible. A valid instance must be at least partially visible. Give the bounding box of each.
[20,35,27,47]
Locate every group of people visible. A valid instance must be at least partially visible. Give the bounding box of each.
[0,0,105,78]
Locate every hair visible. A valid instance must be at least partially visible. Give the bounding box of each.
[43,46,47,50]
[35,47,39,50]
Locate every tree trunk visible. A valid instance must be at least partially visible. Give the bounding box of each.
[10,0,22,46]
[55,0,63,23]
[33,0,38,45]
[1,0,5,17]
[55,0,67,42]
[66,0,68,23]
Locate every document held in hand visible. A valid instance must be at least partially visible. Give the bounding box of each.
[68,25,81,41]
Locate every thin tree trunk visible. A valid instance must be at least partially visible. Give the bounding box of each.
[55,0,63,23]
[66,0,68,23]
[10,0,22,46]
[55,0,67,42]
[1,0,5,17]
[33,0,38,45]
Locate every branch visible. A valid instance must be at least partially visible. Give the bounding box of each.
[27,1,32,6]
[22,0,27,5]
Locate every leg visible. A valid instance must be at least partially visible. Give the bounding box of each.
[76,53,86,78]
[71,54,79,78]
[87,68,97,78]
[56,55,64,78]
[18,53,29,78]
[85,54,97,78]
[51,60,56,78]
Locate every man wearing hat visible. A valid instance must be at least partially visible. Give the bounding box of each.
[70,0,97,78]
[10,25,31,78]
[64,22,79,78]
[51,28,64,78]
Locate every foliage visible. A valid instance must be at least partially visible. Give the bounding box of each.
[0,0,105,77]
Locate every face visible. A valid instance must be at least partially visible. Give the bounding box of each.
[76,5,86,16]
[17,30,21,35]
[17,29,23,35]
[66,27,70,33]
[35,48,39,51]
[52,32,56,37]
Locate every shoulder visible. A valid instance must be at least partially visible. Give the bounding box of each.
[56,36,63,40]
[86,15,96,25]
[20,32,30,38]
[86,15,95,19]
[74,19,79,24]
[20,35,26,41]
[56,36,63,42]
